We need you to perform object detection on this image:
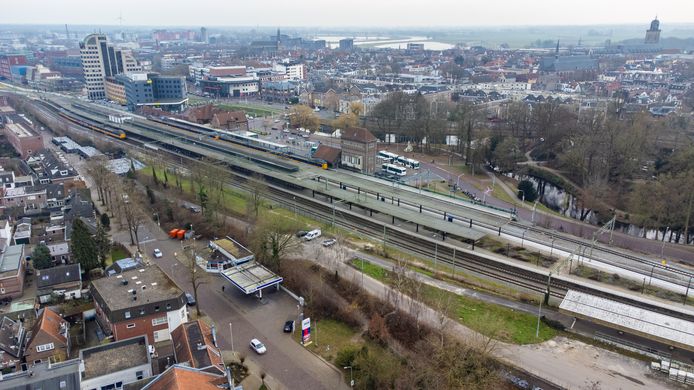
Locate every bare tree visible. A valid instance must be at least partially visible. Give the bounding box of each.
[181,242,207,317]
[85,156,111,205]
[116,186,148,250]
[250,213,302,273]
[246,174,267,221]
[432,289,454,347]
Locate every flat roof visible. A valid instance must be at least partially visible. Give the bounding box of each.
[81,336,149,380]
[210,237,253,262]
[91,266,183,312]
[221,261,283,295]
[559,290,694,352]
[6,122,36,138]
[338,189,486,242]
[0,245,23,273]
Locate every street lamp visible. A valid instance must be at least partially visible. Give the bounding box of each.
[456,173,465,191]
[343,366,354,388]
[229,322,235,351]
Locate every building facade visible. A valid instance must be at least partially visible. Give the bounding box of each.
[80,34,141,100]
[90,267,188,342]
[80,335,152,390]
[339,38,354,50]
[340,127,377,174]
[104,77,127,105]
[0,245,25,300]
[116,72,187,111]
[1,114,44,159]
[0,55,27,80]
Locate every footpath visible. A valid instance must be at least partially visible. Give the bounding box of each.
[302,244,674,390]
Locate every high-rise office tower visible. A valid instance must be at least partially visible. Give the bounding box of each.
[80,34,141,100]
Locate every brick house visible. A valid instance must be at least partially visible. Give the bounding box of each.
[0,245,25,300]
[90,266,188,342]
[23,308,70,364]
[340,127,378,174]
[210,111,248,131]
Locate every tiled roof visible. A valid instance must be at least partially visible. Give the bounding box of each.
[172,320,223,373]
[26,308,68,349]
[341,127,377,143]
[36,264,81,289]
[142,365,225,390]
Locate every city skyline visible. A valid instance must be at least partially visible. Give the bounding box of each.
[0,0,693,27]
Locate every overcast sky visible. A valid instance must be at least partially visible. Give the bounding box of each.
[1,0,692,27]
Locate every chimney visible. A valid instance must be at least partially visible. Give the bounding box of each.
[211,324,218,348]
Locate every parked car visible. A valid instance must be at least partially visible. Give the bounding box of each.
[250,338,267,354]
[185,292,196,306]
[304,229,322,241]
[153,249,163,258]
[322,239,337,247]
[283,320,294,333]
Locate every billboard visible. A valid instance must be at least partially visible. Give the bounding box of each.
[301,317,311,344]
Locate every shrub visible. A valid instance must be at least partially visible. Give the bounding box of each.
[517,180,538,203]
[335,346,359,368]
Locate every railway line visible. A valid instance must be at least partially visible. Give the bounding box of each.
[27,96,694,323]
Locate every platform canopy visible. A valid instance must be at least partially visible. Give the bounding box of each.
[559,289,694,352]
[221,261,283,297]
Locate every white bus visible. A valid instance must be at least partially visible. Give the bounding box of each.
[404,158,420,169]
[378,150,399,163]
[381,163,407,176]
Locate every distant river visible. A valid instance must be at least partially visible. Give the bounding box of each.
[315,35,454,50]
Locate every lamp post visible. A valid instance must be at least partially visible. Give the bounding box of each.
[343,366,354,388]
[229,322,235,352]
[531,201,537,225]
[455,173,465,193]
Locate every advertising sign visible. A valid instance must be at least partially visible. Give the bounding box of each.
[301,317,311,344]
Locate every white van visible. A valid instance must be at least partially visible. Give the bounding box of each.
[304,229,322,241]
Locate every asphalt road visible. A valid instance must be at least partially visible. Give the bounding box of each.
[59,138,346,390]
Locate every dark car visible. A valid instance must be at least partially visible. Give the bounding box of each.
[283,320,294,333]
[296,230,308,238]
[185,292,196,306]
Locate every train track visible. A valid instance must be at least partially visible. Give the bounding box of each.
[32,98,694,322]
[46,97,694,289]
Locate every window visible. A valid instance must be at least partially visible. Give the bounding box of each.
[136,370,144,380]
[126,323,136,329]
[59,381,67,389]
[124,311,131,319]
[36,343,54,352]
[152,317,167,326]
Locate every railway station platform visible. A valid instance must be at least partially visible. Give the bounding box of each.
[559,290,694,352]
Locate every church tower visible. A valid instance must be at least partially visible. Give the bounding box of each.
[645,17,661,44]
